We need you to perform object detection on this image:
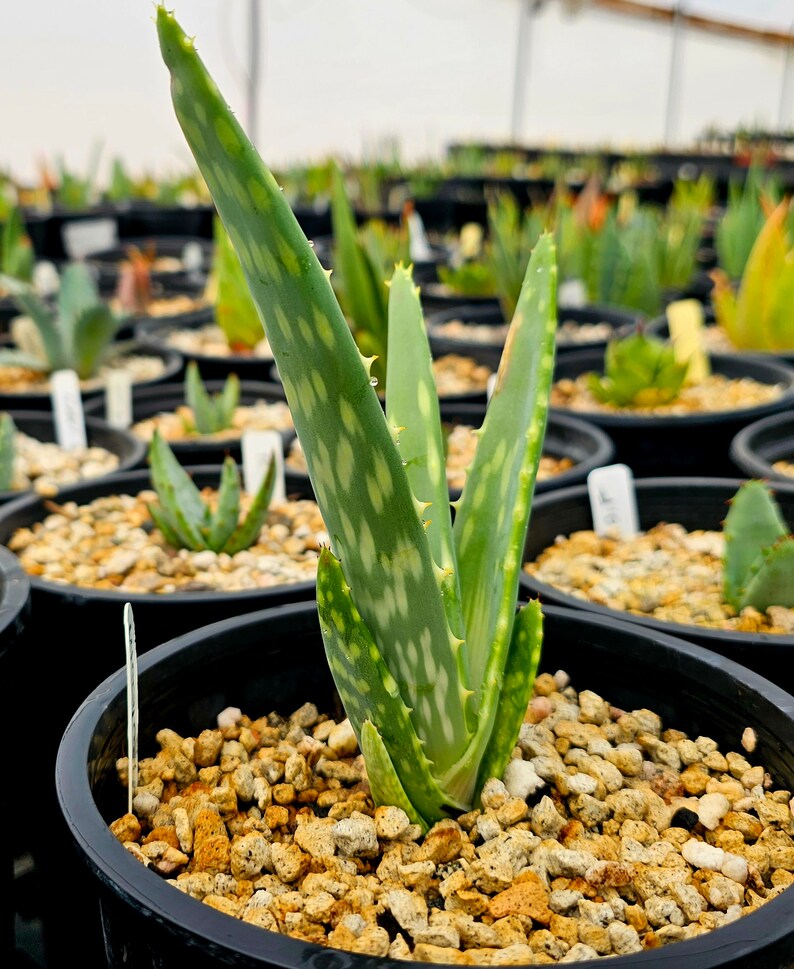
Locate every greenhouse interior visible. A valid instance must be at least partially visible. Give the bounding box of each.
[6,2,794,968]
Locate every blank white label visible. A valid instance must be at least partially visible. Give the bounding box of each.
[558,278,588,308]
[105,369,133,429]
[242,429,285,502]
[51,369,87,451]
[61,218,118,260]
[587,463,639,538]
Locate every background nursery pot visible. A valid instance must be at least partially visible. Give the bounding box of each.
[427,302,640,359]
[56,600,794,969]
[728,412,794,489]
[519,477,794,694]
[82,377,293,467]
[0,409,148,504]
[0,546,30,967]
[549,349,794,477]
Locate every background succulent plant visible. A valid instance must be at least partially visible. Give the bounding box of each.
[183,360,240,435]
[586,330,691,408]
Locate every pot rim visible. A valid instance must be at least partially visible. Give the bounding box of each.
[728,411,794,486]
[520,475,794,647]
[55,600,794,969]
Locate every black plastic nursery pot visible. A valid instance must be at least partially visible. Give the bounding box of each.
[729,411,794,488]
[550,348,794,477]
[82,378,293,467]
[134,311,275,383]
[56,600,794,969]
[115,203,215,241]
[426,302,641,359]
[519,477,794,695]
[85,234,213,290]
[0,545,31,964]
[0,342,184,412]
[0,410,148,504]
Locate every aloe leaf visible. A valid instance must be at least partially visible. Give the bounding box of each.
[474,598,543,796]
[146,501,190,550]
[453,233,557,699]
[223,453,275,555]
[0,275,66,368]
[147,429,209,549]
[0,349,49,371]
[1,207,34,281]
[219,371,241,424]
[71,304,124,380]
[385,266,464,639]
[765,255,794,351]
[738,538,794,611]
[359,721,428,831]
[213,217,263,349]
[205,456,242,551]
[734,199,789,351]
[156,7,469,773]
[329,163,389,379]
[0,412,16,491]
[316,548,461,826]
[723,480,789,610]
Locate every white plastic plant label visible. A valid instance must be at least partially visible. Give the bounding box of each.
[123,602,139,813]
[406,209,434,263]
[587,463,639,539]
[105,369,133,429]
[50,369,87,451]
[558,278,588,308]
[666,298,711,384]
[242,429,285,502]
[61,217,118,260]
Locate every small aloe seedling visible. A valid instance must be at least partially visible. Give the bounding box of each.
[723,480,794,612]
[0,412,16,491]
[157,7,557,829]
[0,262,126,379]
[147,428,275,555]
[586,331,690,408]
[184,361,240,434]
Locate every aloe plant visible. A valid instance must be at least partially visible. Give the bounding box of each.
[723,480,794,612]
[206,216,265,351]
[0,412,16,491]
[586,331,690,408]
[715,165,781,280]
[184,361,240,434]
[157,7,557,828]
[710,197,794,352]
[147,428,275,555]
[0,262,126,379]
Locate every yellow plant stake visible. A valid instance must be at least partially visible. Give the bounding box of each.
[666,298,711,385]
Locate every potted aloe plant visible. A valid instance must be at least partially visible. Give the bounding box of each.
[46,11,794,969]
[0,261,182,409]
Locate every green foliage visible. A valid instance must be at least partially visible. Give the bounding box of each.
[715,165,781,279]
[711,198,794,352]
[437,260,497,298]
[722,480,794,612]
[586,331,690,408]
[147,428,275,555]
[184,361,240,434]
[0,412,16,491]
[0,262,126,379]
[0,206,34,283]
[157,5,557,829]
[208,217,264,351]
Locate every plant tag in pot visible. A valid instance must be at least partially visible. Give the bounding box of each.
[105,369,133,429]
[242,429,285,502]
[123,602,139,812]
[587,463,639,538]
[61,218,118,260]
[51,369,87,451]
[558,278,588,308]
[666,298,710,384]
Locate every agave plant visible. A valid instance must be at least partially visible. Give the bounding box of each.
[710,197,794,352]
[586,330,691,408]
[723,479,794,612]
[147,428,275,555]
[157,7,557,828]
[183,360,240,434]
[0,262,127,379]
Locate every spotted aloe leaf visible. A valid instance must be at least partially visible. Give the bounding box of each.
[156,7,555,829]
[723,479,794,611]
[0,412,16,492]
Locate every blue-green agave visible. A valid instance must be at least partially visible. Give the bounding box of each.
[156,7,557,829]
